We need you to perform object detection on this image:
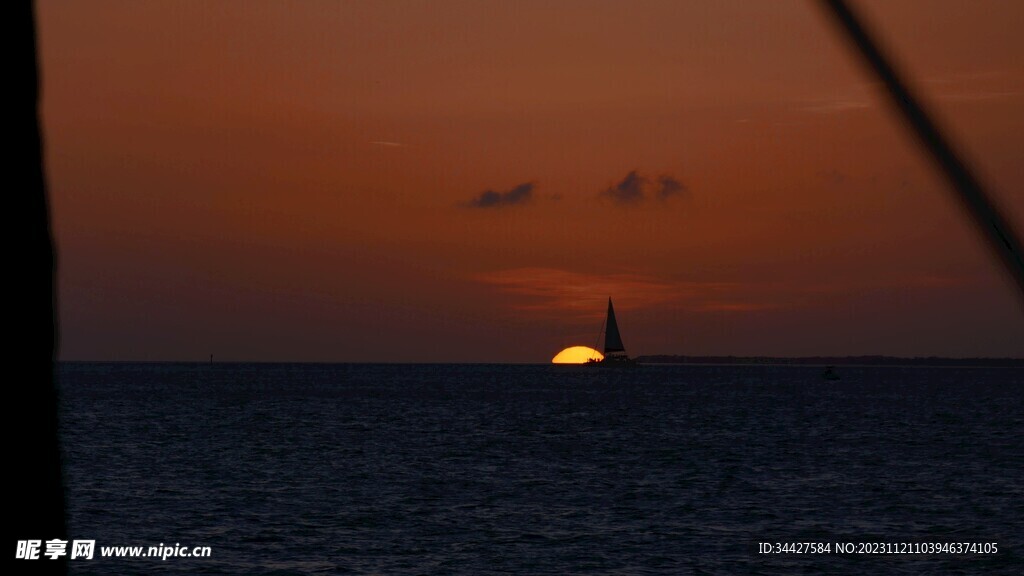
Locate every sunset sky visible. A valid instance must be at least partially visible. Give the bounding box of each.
[39,1,1024,362]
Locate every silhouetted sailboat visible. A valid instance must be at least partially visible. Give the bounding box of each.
[588,298,636,366]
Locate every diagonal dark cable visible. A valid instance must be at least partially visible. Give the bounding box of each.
[820,0,1024,302]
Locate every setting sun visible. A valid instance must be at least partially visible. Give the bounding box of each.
[551,346,604,364]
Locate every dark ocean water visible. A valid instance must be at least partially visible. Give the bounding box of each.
[58,363,1022,575]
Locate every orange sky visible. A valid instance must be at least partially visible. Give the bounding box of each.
[39,1,1024,361]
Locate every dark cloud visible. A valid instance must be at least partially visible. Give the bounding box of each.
[466,182,535,208]
[602,170,688,203]
[657,175,687,199]
[602,170,647,204]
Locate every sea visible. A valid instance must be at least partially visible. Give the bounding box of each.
[57,362,1023,575]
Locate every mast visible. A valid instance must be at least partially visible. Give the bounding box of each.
[603,297,626,355]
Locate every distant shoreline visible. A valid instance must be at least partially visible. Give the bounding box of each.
[636,355,1024,367]
[57,357,1024,367]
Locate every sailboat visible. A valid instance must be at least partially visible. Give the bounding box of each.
[587,298,636,366]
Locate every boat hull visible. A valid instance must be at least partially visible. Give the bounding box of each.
[585,356,637,367]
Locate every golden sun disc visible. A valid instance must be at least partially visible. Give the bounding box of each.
[551,346,604,364]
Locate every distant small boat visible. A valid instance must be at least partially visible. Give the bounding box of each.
[821,366,840,381]
[587,298,636,366]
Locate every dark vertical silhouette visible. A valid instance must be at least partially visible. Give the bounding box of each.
[604,298,626,354]
[820,0,1024,303]
[13,1,66,573]
[593,298,635,365]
